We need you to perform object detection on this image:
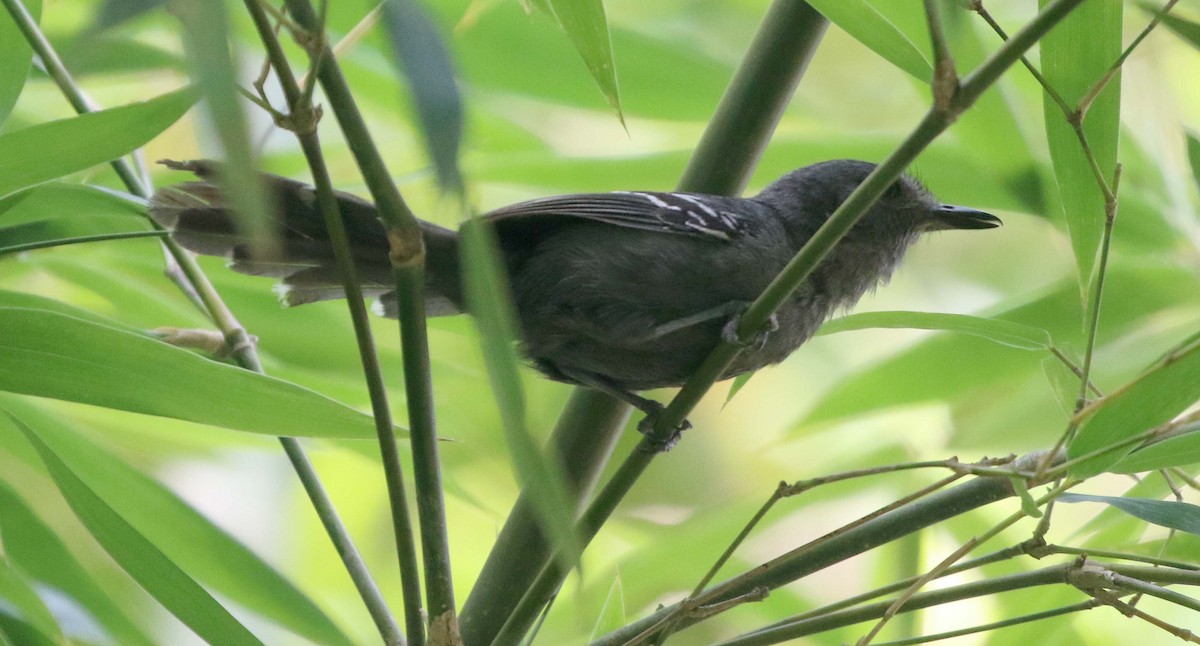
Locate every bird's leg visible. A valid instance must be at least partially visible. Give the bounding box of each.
[552,366,691,452]
[720,304,780,350]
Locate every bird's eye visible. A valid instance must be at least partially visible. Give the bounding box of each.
[883,180,905,200]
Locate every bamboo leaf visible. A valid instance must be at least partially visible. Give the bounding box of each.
[0,0,40,127]
[0,400,354,646]
[1059,493,1200,536]
[818,311,1053,350]
[460,218,581,572]
[1112,429,1200,474]
[0,307,383,439]
[0,480,154,646]
[0,87,195,198]
[534,0,623,120]
[1186,130,1200,193]
[1068,339,1200,477]
[6,413,264,646]
[806,0,931,81]
[1039,0,1122,298]
[0,216,156,255]
[0,556,63,645]
[587,574,625,642]
[1142,2,1200,50]
[382,0,465,192]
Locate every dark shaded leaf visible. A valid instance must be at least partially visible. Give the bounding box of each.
[460,218,580,570]
[88,0,167,31]
[383,0,465,193]
[1059,493,1200,536]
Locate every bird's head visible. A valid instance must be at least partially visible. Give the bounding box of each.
[757,159,1000,246]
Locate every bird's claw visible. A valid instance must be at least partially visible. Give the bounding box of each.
[721,311,779,350]
[636,402,692,452]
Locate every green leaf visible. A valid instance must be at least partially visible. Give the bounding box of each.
[1068,339,1200,477]
[0,307,383,439]
[382,0,465,192]
[1058,493,1200,536]
[588,574,625,642]
[538,0,623,120]
[0,400,354,646]
[1186,130,1200,194]
[0,216,159,255]
[806,0,931,81]
[0,557,63,645]
[0,87,195,198]
[6,413,264,646]
[460,218,580,571]
[0,0,40,127]
[0,480,155,646]
[1144,2,1200,50]
[818,311,1053,350]
[0,182,146,226]
[174,4,276,257]
[1112,428,1200,474]
[1039,0,1122,298]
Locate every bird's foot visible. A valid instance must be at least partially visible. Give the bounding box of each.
[721,310,779,350]
[635,401,692,452]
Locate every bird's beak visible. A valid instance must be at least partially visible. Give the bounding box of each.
[926,204,1002,230]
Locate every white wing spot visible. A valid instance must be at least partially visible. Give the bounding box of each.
[675,194,719,218]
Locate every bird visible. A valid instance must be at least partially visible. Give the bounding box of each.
[150,159,999,445]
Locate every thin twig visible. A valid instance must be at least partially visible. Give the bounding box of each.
[242,2,411,643]
[278,1,459,641]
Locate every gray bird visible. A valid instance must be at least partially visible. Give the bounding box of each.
[150,159,999,441]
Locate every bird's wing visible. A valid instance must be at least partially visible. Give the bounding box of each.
[483,191,750,241]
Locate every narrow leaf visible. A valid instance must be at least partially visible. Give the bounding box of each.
[1110,421,1200,473]
[1069,339,1200,477]
[460,218,580,571]
[0,400,353,646]
[0,0,41,127]
[0,216,155,255]
[1144,2,1200,50]
[6,413,264,645]
[0,183,146,226]
[0,87,195,198]
[587,574,625,641]
[818,311,1053,350]
[174,3,276,257]
[1058,493,1200,536]
[806,0,931,81]
[88,0,167,31]
[0,558,63,645]
[1039,0,1122,297]
[382,0,465,192]
[0,481,154,646]
[542,0,623,120]
[1186,130,1200,194]
[0,307,382,439]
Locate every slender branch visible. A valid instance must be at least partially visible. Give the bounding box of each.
[1077,0,1180,118]
[923,0,957,114]
[1072,163,1121,410]
[278,1,460,641]
[0,2,395,641]
[242,3,411,643]
[866,600,1102,646]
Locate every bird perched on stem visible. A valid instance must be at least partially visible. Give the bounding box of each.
[151,159,999,446]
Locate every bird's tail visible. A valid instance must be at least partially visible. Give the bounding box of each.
[148,160,463,317]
